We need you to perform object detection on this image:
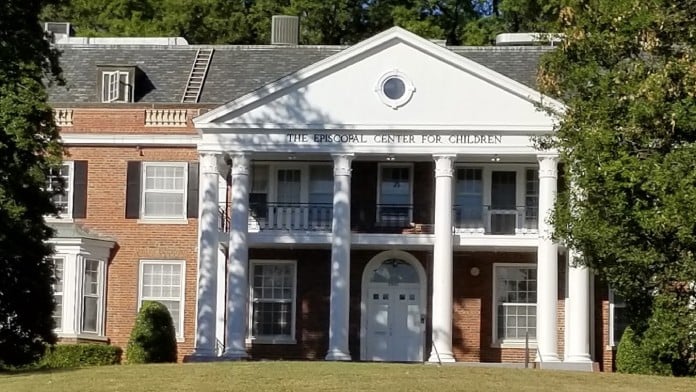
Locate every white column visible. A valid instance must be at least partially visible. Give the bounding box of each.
[428,154,456,363]
[223,152,251,359]
[192,153,219,357]
[536,154,560,363]
[565,250,592,363]
[325,153,354,361]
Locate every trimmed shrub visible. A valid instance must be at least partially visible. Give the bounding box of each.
[41,344,122,368]
[616,327,652,374]
[126,301,178,364]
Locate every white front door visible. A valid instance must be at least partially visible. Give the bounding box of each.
[364,259,423,362]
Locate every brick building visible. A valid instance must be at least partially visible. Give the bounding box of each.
[46,25,624,371]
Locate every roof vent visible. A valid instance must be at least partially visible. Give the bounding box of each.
[44,22,73,41]
[271,15,300,45]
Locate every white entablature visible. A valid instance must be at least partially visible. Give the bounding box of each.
[194,27,564,154]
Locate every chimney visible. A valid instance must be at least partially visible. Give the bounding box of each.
[271,15,300,45]
[44,22,73,42]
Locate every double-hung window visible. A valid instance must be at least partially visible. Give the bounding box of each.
[52,258,65,330]
[82,259,102,334]
[494,264,537,344]
[139,261,185,339]
[142,162,187,219]
[249,260,296,343]
[46,162,73,217]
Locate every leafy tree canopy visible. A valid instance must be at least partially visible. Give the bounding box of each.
[0,0,63,367]
[42,0,561,45]
[540,0,696,375]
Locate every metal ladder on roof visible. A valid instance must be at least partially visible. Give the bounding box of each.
[181,48,214,103]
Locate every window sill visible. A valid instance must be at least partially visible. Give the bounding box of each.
[247,337,296,345]
[491,340,537,349]
[56,333,109,342]
[137,218,189,225]
[45,216,74,223]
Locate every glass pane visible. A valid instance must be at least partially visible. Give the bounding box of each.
[83,260,99,295]
[251,165,269,193]
[82,296,98,332]
[53,295,62,329]
[144,193,185,217]
[252,302,291,336]
[277,170,301,203]
[370,259,419,285]
[491,171,516,209]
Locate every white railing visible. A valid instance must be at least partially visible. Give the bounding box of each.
[144,109,187,127]
[53,108,74,126]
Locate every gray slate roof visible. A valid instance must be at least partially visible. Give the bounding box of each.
[47,222,115,243]
[49,44,552,105]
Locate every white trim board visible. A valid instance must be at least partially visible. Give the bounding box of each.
[61,133,200,146]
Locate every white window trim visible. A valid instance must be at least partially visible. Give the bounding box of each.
[101,70,131,103]
[80,258,105,335]
[376,162,414,224]
[138,260,186,342]
[608,289,626,347]
[45,161,74,222]
[247,259,297,344]
[140,162,188,221]
[491,262,538,348]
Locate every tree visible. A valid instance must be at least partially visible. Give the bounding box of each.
[539,0,696,375]
[0,0,63,367]
[41,0,562,46]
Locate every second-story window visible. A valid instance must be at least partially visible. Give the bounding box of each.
[47,163,73,216]
[142,163,188,219]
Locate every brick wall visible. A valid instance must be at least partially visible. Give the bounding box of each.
[244,248,570,365]
[65,145,199,361]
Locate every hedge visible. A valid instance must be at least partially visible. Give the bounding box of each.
[41,344,122,368]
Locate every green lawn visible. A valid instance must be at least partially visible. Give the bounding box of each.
[1,362,695,392]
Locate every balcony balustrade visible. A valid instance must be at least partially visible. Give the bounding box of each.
[218,202,538,235]
[453,205,538,235]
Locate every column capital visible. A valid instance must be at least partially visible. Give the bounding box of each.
[537,154,559,179]
[433,154,456,178]
[231,152,251,176]
[331,153,354,176]
[199,152,219,175]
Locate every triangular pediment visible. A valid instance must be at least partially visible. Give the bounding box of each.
[194,27,563,133]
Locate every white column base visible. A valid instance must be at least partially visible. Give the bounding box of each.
[535,353,561,363]
[427,352,456,363]
[565,354,592,363]
[325,349,352,361]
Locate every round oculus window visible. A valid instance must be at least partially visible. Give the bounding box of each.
[382,77,406,100]
[375,71,415,109]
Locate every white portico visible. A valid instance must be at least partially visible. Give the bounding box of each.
[189,27,592,369]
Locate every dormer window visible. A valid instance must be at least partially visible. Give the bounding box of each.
[98,66,135,103]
